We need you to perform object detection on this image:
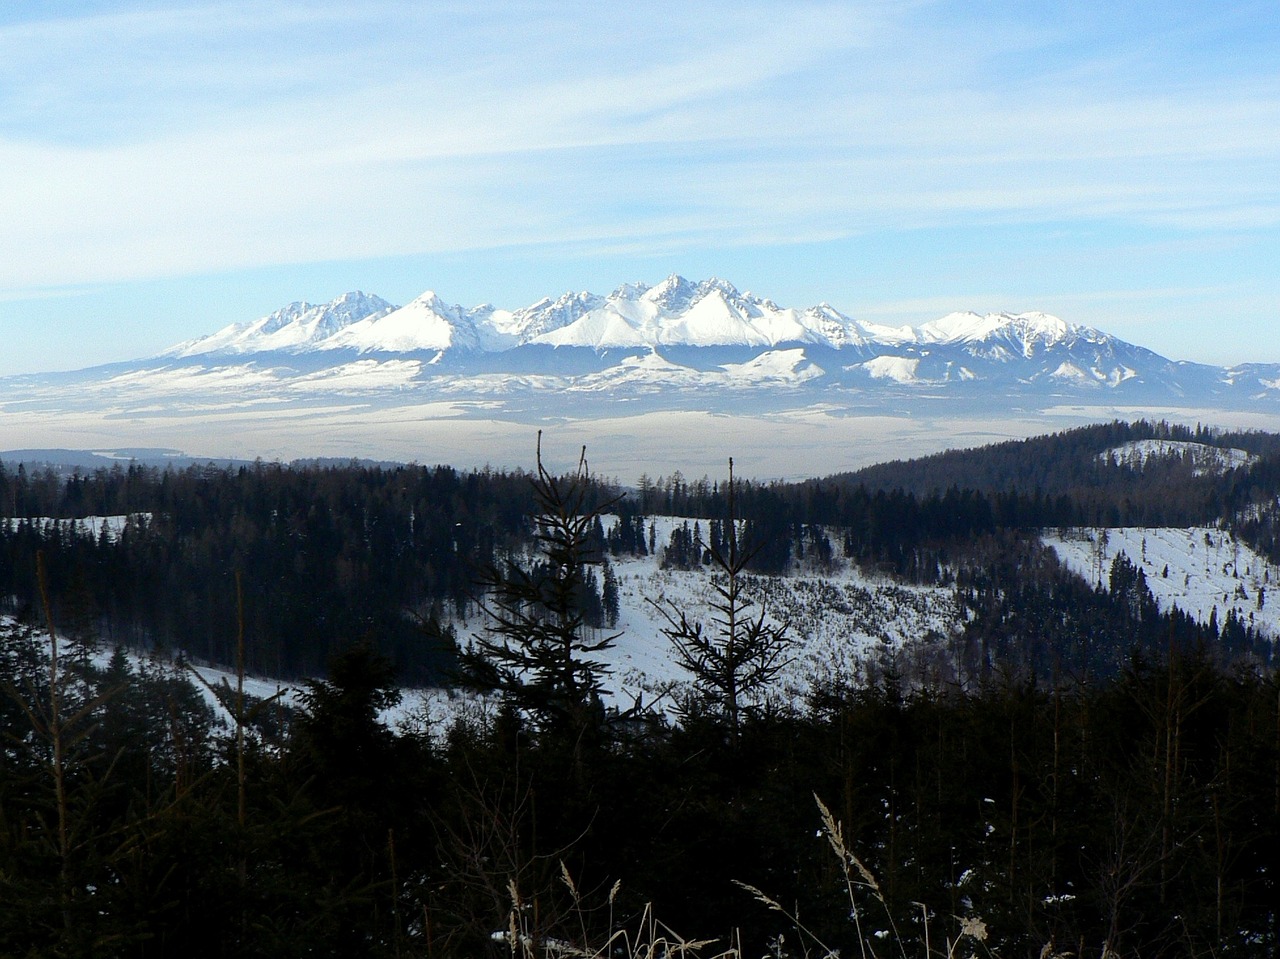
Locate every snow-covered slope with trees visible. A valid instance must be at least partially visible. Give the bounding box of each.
[1099,440,1258,475]
[197,518,1280,725]
[1043,526,1280,638]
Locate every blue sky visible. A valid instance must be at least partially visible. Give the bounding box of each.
[1,0,1277,374]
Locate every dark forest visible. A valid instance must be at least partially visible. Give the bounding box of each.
[2,420,1280,957]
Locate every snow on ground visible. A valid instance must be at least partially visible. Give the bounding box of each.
[860,356,921,383]
[286,359,423,392]
[140,523,1280,735]
[385,516,965,729]
[1100,440,1257,475]
[604,555,959,705]
[482,515,962,713]
[184,662,302,722]
[1043,526,1280,637]
[2,514,151,541]
[22,513,1280,738]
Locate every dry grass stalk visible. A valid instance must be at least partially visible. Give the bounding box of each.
[736,797,1000,959]
[500,869,734,959]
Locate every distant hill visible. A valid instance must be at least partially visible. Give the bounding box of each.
[0,448,229,471]
[835,420,1280,500]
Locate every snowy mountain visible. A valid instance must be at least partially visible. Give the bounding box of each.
[163,291,396,357]
[153,276,1258,408]
[168,275,872,356]
[4,276,1280,476]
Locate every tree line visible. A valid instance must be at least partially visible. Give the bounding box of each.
[5,419,1280,684]
[2,602,1278,956]
[2,428,1280,956]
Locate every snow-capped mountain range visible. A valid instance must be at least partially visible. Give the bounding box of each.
[2,275,1279,477]
[135,274,1280,411]
[165,276,1112,360]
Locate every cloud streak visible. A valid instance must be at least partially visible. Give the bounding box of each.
[1,0,1277,343]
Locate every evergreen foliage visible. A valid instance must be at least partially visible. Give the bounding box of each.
[4,422,1280,953]
[653,460,792,744]
[5,620,1276,957]
[459,437,621,739]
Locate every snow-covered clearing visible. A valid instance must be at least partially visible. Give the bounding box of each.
[1043,526,1280,637]
[2,514,151,541]
[1100,439,1257,475]
[444,515,962,718]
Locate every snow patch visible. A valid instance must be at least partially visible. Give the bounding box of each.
[861,356,921,383]
[1100,440,1257,476]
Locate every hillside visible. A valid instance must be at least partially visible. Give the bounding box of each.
[4,419,1279,693]
[4,420,1280,957]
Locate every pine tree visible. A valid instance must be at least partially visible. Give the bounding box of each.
[601,559,620,629]
[460,435,621,737]
[652,459,791,745]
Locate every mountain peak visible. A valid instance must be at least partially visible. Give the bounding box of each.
[158,280,1136,368]
[506,289,605,341]
[610,281,651,300]
[643,274,701,313]
[697,276,742,300]
[164,291,395,357]
[920,311,1088,344]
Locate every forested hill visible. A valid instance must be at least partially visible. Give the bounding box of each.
[3,419,1280,685]
[0,462,555,682]
[3,430,1280,956]
[831,419,1280,528]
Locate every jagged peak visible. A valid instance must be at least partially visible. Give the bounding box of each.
[258,301,313,333]
[643,274,700,312]
[158,279,1144,364]
[610,280,651,299]
[405,289,447,308]
[330,290,392,308]
[695,276,741,299]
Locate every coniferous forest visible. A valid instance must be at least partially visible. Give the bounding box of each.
[2,420,1280,957]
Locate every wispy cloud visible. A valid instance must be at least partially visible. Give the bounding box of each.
[1,0,1278,300]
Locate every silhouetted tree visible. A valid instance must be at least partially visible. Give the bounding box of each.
[653,459,791,745]
[460,436,620,739]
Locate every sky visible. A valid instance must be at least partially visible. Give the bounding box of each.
[1,0,1278,375]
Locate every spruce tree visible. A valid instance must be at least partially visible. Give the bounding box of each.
[652,459,791,745]
[460,435,621,738]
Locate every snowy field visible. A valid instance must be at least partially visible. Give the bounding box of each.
[1043,526,1280,638]
[588,515,960,703]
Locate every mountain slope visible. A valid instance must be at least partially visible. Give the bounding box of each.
[4,278,1280,478]
[164,291,395,357]
[149,277,1272,412]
